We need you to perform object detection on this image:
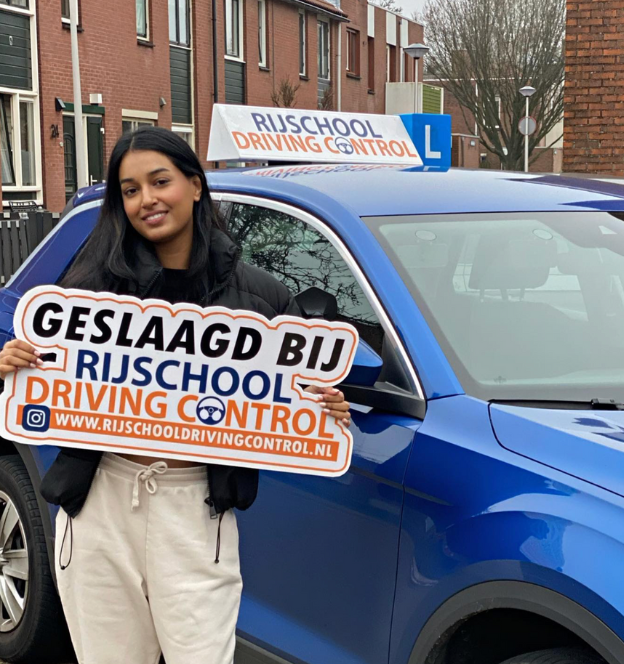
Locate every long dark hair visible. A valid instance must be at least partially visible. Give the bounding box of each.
[61,126,225,293]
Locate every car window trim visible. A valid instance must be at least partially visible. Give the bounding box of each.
[213,192,425,402]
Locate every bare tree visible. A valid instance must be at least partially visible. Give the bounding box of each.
[318,84,334,111]
[271,77,301,108]
[424,0,565,170]
[371,0,404,15]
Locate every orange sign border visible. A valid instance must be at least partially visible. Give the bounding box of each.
[3,287,359,476]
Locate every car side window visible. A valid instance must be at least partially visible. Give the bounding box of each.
[227,203,385,355]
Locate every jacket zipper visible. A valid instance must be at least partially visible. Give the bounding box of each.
[141,267,163,298]
[202,247,240,306]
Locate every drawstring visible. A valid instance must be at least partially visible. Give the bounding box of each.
[131,462,168,510]
[59,513,73,570]
[215,513,224,564]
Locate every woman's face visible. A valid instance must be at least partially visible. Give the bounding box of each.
[119,150,201,258]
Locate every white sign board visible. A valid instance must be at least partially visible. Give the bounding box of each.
[207,104,422,166]
[0,286,359,477]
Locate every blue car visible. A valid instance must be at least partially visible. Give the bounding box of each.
[0,165,623,664]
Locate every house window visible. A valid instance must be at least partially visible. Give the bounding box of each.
[173,125,193,148]
[386,44,396,82]
[299,11,306,76]
[0,0,28,8]
[317,19,330,80]
[169,0,189,46]
[19,100,35,186]
[367,37,374,91]
[0,95,15,186]
[0,93,37,189]
[137,0,149,39]
[346,28,359,76]
[225,0,243,58]
[122,118,155,134]
[258,0,267,67]
[61,0,79,20]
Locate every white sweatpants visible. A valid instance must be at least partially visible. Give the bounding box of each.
[55,453,242,664]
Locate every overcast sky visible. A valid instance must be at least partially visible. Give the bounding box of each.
[399,0,427,21]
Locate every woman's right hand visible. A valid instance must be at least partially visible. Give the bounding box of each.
[0,340,42,381]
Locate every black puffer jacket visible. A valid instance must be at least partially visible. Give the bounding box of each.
[39,224,299,517]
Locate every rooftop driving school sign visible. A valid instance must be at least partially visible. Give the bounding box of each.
[0,287,358,477]
[208,104,423,166]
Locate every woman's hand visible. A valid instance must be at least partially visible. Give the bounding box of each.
[0,340,42,381]
[305,385,351,428]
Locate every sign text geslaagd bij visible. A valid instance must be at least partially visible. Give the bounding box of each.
[207,104,423,166]
[0,286,359,477]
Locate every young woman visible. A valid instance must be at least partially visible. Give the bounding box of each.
[0,127,351,664]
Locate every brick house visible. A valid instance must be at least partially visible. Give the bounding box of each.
[0,0,423,212]
[564,0,624,174]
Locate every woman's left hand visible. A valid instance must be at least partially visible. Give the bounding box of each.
[305,386,351,428]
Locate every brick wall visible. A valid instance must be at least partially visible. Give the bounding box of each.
[36,0,423,211]
[38,0,172,212]
[564,0,624,174]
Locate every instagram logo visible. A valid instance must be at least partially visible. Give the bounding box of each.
[22,405,51,432]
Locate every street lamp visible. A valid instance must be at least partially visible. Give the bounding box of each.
[519,85,536,173]
[405,43,430,114]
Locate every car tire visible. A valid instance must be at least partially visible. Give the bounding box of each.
[498,647,605,664]
[0,455,71,663]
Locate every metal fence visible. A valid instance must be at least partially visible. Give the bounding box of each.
[0,209,61,285]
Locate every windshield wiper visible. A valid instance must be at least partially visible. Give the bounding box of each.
[590,399,624,411]
[491,399,624,411]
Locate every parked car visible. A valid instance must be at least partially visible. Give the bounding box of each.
[0,165,623,664]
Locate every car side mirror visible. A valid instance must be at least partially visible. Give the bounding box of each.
[295,287,338,320]
[345,339,383,386]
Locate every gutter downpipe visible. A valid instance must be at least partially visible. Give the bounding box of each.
[212,0,220,168]
[70,0,87,189]
[337,20,342,111]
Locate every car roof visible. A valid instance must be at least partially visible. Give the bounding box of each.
[72,165,624,217]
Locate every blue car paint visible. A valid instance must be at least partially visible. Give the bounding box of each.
[390,395,624,663]
[490,405,624,497]
[237,408,419,664]
[2,168,624,662]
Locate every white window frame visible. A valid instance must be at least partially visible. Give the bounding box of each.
[169,0,190,46]
[225,0,244,62]
[299,10,306,76]
[172,124,194,149]
[317,17,330,81]
[346,28,359,76]
[62,111,104,189]
[0,0,42,205]
[136,0,149,41]
[122,110,156,133]
[0,0,29,11]
[258,0,267,67]
[61,0,78,24]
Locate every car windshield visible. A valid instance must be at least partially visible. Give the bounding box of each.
[365,212,624,403]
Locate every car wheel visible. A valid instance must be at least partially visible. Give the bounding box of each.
[0,455,71,663]
[498,647,605,664]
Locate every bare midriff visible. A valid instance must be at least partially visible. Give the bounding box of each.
[117,453,204,468]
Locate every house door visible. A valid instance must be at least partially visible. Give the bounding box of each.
[63,115,105,201]
[86,116,104,185]
[63,116,77,203]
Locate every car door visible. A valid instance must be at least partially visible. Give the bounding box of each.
[224,197,426,664]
